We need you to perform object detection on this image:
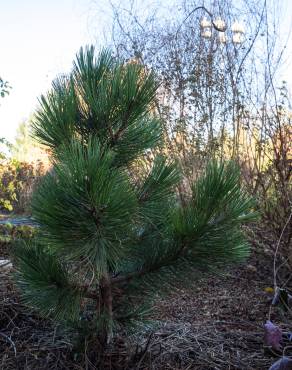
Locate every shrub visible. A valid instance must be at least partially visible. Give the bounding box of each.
[0,160,45,214]
[0,223,35,258]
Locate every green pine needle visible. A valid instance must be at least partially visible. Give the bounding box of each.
[14,241,82,322]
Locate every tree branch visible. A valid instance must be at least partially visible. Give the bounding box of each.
[111,242,187,285]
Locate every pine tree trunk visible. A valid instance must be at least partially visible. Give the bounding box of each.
[99,272,113,346]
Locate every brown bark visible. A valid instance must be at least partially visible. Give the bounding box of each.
[99,272,113,345]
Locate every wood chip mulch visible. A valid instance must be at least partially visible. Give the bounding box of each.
[0,242,289,369]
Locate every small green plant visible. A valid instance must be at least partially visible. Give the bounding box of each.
[0,223,35,244]
[14,46,257,347]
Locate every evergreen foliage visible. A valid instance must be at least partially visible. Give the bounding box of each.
[14,46,257,345]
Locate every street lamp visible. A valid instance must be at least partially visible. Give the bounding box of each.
[175,6,227,39]
[213,17,226,31]
[200,17,212,39]
[231,21,245,44]
[171,6,245,48]
[200,16,245,45]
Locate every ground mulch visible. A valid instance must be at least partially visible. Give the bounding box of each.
[0,239,289,369]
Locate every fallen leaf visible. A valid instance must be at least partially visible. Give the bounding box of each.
[264,320,282,351]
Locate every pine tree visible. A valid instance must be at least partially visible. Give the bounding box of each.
[14,46,256,346]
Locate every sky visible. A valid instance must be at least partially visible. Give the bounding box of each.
[0,0,96,141]
[1,0,292,143]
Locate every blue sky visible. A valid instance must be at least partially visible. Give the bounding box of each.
[1,0,292,143]
[0,0,95,141]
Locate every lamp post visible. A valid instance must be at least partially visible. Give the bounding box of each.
[175,5,245,46]
[200,16,245,45]
[175,6,227,39]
